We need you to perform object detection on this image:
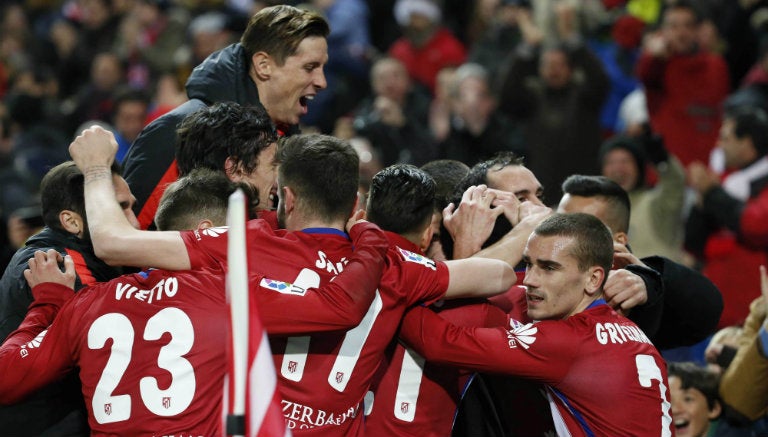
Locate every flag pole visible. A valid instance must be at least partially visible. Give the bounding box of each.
[226,189,248,437]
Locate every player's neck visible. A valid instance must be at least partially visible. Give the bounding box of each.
[288,216,346,233]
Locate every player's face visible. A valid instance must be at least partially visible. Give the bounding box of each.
[113,175,139,229]
[522,234,589,320]
[669,376,717,437]
[425,212,446,261]
[486,165,545,206]
[259,36,328,126]
[241,142,277,210]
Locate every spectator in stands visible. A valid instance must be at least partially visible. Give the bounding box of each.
[439,62,525,166]
[111,88,149,163]
[599,128,687,262]
[496,2,609,204]
[636,1,730,166]
[353,57,436,167]
[388,0,467,94]
[685,105,768,328]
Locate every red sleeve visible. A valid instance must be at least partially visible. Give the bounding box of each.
[0,283,78,403]
[399,306,573,384]
[433,298,509,328]
[635,53,668,116]
[635,53,667,90]
[488,286,528,319]
[740,187,768,247]
[257,222,390,334]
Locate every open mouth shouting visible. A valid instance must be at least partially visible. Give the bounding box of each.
[299,95,314,115]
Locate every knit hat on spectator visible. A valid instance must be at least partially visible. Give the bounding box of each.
[394,0,441,26]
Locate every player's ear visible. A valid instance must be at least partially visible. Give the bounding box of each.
[419,222,435,253]
[60,210,85,238]
[614,231,628,246]
[197,219,214,230]
[251,52,272,80]
[584,266,604,296]
[224,157,242,181]
[282,186,296,215]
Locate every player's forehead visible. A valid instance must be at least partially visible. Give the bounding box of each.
[525,233,579,265]
[486,165,539,193]
[558,194,607,217]
[287,36,328,65]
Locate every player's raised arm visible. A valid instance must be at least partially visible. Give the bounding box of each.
[69,126,190,270]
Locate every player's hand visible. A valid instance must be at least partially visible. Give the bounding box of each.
[444,185,503,258]
[517,202,552,226]
[69,125,118,171]
[604,269,648,316]
[612,242,645,269]
[346,209,368,233]
[487,189,522,227]
[24,249,76,292]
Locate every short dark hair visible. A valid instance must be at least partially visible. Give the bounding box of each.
[725,105,768,156]
[561,175,631,234]
[460,151,525,195]
[367,164,436,235]
[40,161,121,231]
[668,362,721,411]
[420,159,470,211]
[176,102,278,179]
[240,5,329,66]
[276,134,359,222]
[155,168,257,231]
[533,213,614,278]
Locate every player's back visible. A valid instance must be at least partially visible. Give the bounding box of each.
[64,267,228,435]
[270,232,449,436]
[547,304,673,436]
[364,298,508,437]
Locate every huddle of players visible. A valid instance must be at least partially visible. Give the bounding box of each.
[0,103,678,437]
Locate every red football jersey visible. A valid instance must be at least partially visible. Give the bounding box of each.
[181,220,390,334]
[0,267,230,436]
[185,227,450,436]
[364,298,508,437]
[400,299,674,437]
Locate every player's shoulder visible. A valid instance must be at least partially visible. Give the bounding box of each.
[387,245,439,271]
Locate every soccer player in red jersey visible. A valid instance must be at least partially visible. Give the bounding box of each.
[68,129,516,435]
[400,213,674,437]
[0,169,389,435]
